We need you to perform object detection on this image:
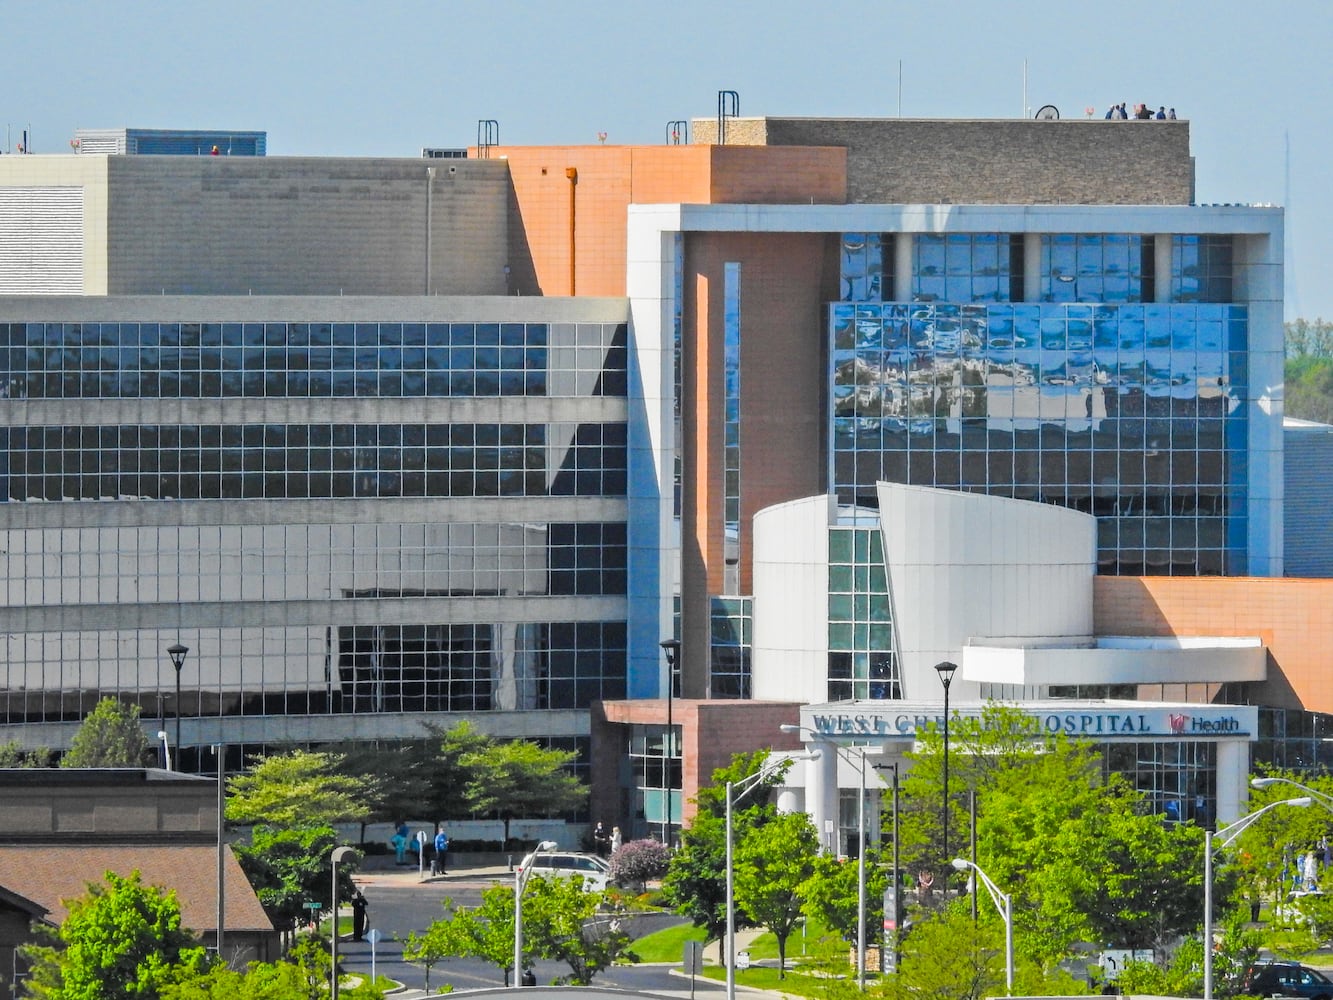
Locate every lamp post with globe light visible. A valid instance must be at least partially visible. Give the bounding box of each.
[166,643,189,771]
[934,661,958,881]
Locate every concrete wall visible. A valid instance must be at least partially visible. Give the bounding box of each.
[751,496,835,703]
[877,482,1098,700]
[692,117,1195,206]
[102,156,510,296]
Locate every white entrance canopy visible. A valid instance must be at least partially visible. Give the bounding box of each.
[960,635,1266,687]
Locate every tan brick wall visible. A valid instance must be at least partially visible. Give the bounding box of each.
[1094,576,1333,712]
[695,116,1193,205]
[709,146,846,204]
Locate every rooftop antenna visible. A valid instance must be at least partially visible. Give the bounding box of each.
[898,60,903,117]
[1022,59,1028,118]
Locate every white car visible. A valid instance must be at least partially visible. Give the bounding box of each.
[518,851,612,892]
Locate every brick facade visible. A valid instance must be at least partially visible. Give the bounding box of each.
[590,699,803,829]
[1094,576,1333,713]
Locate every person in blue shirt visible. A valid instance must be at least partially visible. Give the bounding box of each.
[433,824,449,876]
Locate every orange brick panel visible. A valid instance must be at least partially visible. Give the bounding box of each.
[1094,576,1333,713]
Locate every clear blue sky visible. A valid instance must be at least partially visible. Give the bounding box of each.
[5,0,1331,319]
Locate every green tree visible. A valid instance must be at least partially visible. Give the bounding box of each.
[800,847,889,950]
[226,750,376,827]
[402,911,458,992]
[424,720,497,821]
[60,698,153,768]
[1039,802,1206,958]
[462,739,586,848]
[1286,318,1333,359]
[896,703,1047,885]
[522,874,634,984]
[661,751,789,961]
[899,702,1210,971]
[20,870,210,1000]
[883,900,1007,1000]
[334,741,433,837]
[233,824,357,944]
[0,740,51,766]
[733,811,819,976]
[407,882,519,986]
[160,934,383,1000]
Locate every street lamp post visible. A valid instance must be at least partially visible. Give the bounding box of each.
[952,858,1014,995]
[166,643,189,771]
[329,845,357,1000]
[1203,797,1312,1000]
[659,639,680,846]
[1252,776,1333,812]
[514,839,558,986]
[214,744,225,962]
[781,724,874,989]
[726,751,820,1000]
[934,661,958,883]
[888,762,900,975]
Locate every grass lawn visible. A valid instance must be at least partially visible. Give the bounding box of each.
[629,916,855,978]
[629,922,710,963]
[696,963,867,1000]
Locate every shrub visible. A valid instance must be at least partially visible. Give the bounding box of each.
[609,838,670,892]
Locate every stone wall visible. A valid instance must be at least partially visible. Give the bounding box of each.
[693,117,1194,206]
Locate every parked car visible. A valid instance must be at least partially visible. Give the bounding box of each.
[517,851,611,892]
[1240,962,1333,999]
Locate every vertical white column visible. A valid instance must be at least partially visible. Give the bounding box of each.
[1215,739,1249,826]
[1154,235,1173,303]
[1023,234,1042,302]
[808,740,840,854]
[893,233,914,302]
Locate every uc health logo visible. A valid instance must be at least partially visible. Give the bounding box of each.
[1168,713,1190,734]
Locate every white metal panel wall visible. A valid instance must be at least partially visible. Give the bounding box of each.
[0,187,84,294]
[751,494,836,702]
[876,482,1097,700]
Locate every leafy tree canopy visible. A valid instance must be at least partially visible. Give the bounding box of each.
[733,810,820,975]
[60,698,153,769]
[0,739,52,767]
[226,749,376,827]
[661,750,790,957]
[20,869,209,1000]
[233,824,357,935]
[461,739,586,847]
[521,873,634,984]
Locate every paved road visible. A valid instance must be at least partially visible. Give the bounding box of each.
[340,867,727,997]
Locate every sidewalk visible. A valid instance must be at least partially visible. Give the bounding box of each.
[351,858,515,888]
